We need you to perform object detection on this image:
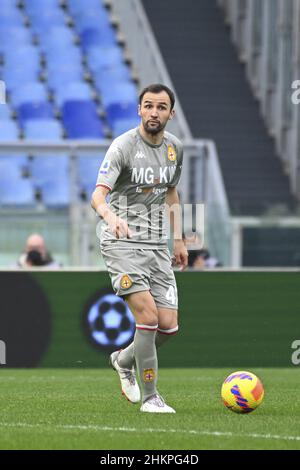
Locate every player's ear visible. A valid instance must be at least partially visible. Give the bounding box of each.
[138,104,141,117]
[169,109,175,121]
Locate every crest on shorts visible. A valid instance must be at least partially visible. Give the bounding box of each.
[167,145,176,162]
[143,368,156,382]
[120,274,132,289]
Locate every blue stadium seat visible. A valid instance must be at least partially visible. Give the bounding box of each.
[10,82,48,108]
[46,45,82,69]
[62,100,105,139]
[47,64,83,92]
[0,120,19,140]
[55,81,92,106]
[24,119,63,140]
[2,66,39,92]
[28,10,67,36]
[0,10,24,29]
[18,102,55,125]
[38,26,75,54]
[0,155,29,172]
[93,65,131,89]
[111,118,140,137]
[100,82,138,107]
[69,0,109,18]
[30,155,69,185]
[80,25,116,50]
[4,46,40,73]
[1,0,21,11]
[0,27,32,55]
[41,180,71,207]
[86,46,123,72]
[24,0,61,14]
[0,159,21,180]
[105,102,138,127]
[0,178,36,206]
[0,104,12,120]
[78,153,105,197]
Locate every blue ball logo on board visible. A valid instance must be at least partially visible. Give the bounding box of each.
[83,289,135,353]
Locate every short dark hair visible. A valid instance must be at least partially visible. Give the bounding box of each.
[139,84,175,110]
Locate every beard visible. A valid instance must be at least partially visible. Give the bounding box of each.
[142,119,165,135]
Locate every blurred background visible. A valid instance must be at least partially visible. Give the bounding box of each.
[0,0,300,269]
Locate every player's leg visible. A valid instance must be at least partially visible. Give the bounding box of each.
[117,308,178,368]
[124,290,159,403]
[124,290,175,413]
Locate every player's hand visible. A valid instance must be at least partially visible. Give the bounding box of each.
[106,213,132,239]
[173,240,188,271]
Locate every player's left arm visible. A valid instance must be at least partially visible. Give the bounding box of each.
[166,186,188,271]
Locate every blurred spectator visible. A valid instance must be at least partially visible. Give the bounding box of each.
[187,248,222,269]
[16,233,61,268]
[183,230,222,269]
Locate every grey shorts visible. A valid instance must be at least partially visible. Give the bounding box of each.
[101,246,178,309]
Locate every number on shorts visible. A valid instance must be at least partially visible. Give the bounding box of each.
[166,286,176,305]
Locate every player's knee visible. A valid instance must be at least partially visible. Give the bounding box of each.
[138,306,158,327]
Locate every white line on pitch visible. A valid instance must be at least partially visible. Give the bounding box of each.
[0,422,300,443]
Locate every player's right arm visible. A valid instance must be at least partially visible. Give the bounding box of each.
[91,186,132,239]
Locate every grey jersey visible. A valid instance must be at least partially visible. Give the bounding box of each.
[96,127,183,249]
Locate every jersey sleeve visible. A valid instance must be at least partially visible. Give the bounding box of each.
[168,143,183,187]
[96,144,124,191]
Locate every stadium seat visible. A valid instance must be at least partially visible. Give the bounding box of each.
[80,26,116,50]
[86,46,124,72]
[28,10,67,37]
[69,0,109,18]
[0,104,12,120]
[111,118,140,137]
[55,81,92,107]
[105,102,138,127]
[38,27,76,54]
[100,82,138,107]
[0,155,29,172]
[24,0,61,14]
[0,160,22,180]
[24,119,63,140]
[93,65,131,89]
[46,45,82,70]
[78,153,105,197]
[30,155,69,185]
[41,180,71,207]
[0,120,19,140]
[4,46,40,74]
[0,178,36,206]
[0,10,24,29]
[18,102,55,125]
[10,82,48,108]
[2,66,39,92]
[62,100,105,139]
[47,64,83,92]
[0,27,32,55]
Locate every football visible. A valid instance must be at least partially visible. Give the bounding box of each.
[85,292,135,352]
[221,371,264,413]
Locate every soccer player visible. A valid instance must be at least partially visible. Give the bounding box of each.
[91,84,188,413]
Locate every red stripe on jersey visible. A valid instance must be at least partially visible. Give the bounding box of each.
[96,183,112,191]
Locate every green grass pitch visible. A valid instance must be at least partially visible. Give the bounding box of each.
[0,368,300,450]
